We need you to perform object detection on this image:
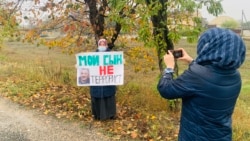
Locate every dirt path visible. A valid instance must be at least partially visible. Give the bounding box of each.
[0,96,110,141]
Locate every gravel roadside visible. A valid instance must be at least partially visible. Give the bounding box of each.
[0,96,111,141]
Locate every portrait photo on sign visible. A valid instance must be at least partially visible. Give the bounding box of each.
[77,68,90,85]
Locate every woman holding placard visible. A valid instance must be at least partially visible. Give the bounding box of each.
[89,38,117,120]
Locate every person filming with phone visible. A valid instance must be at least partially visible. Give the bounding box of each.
[157,28,246,141]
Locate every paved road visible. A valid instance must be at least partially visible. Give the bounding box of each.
[0,96,110,141]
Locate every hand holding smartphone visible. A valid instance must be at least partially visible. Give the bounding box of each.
[170,50,183,58]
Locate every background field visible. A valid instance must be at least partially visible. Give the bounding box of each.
[0,39,249,141]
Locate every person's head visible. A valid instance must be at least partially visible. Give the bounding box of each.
[98,38,108,52]
[195,27,246,70]
[79,68,89,82]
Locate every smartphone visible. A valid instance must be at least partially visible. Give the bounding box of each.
[170,50,183,58]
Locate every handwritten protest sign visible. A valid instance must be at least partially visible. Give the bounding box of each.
[76,51,124,86]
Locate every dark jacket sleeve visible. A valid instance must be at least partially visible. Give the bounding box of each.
[157,63,200,99]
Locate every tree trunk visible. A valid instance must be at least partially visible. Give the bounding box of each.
[146,0,174,72]
[84,0,121,49]
[84,0,104,45]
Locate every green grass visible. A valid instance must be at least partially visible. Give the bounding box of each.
[0,39,249,141]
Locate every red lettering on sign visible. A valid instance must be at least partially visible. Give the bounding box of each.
[99,66,114,75]
[107,66,114,74]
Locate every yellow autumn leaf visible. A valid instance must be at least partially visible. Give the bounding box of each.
[151,115,156,120]
[44,110,50,115]
[130,131,138,139]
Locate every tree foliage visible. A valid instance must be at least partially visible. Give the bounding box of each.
[221,20,239,29]
[0,0,223,71]
[0,1,20,47]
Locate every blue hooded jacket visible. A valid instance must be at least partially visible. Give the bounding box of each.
[157,28,246,141]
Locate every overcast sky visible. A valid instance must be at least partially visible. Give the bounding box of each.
[201,0,250,22]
